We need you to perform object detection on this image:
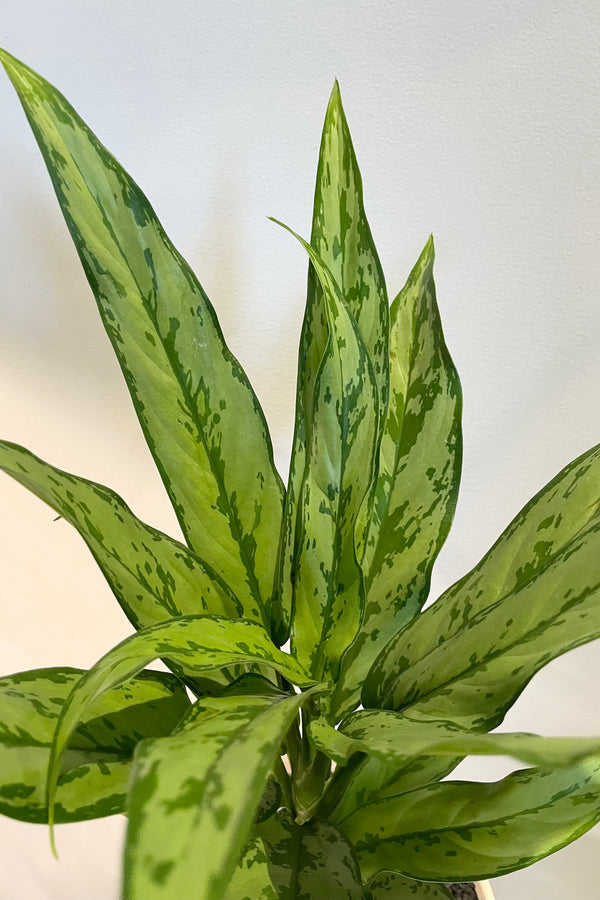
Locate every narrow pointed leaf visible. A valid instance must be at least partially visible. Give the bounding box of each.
[275,81,389,643]
[46,613,315,839]
[309,712,600,770]
[123,690,315,900]
[365,872,455,900]
[364,443,600,728]
[335,238,461,712]
[257,808,365,900]
[0,49,284,628]
[341,755,600,882]
[0,667,189,823]
[0,441,242,631]
[273,222,379,680]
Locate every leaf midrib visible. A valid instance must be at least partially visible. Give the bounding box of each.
[347,772,599,841]
[393,575,600,716]
[386,514,600,705]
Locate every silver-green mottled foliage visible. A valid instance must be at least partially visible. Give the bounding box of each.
[0,50,283,631]
[0,668,189,824]
[1,47,599,900]
[365,873,455,900]
[124,689,315,899]
[341,757,600,882]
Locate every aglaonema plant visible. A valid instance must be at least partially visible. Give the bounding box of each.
[0,48,599,900]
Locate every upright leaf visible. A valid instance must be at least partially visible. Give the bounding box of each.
[123,690,314,900]
[0,49,284,628]
[341,756,600,881]
[364,442,600,727]
[46,612,316,841]
[274,223,379,680]
[257,808,365,900]
[0,667,189,823]
[335,238,461,712]
[275,81,389,643]
[0,441,241,630]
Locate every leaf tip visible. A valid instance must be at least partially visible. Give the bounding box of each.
[0,47,22,75]
[327,78,344,116]
[0,47,14,75]
[0,47,35,93]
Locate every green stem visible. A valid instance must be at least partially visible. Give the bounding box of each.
[313,752,367,821]
[292,704,332,823]
[273,755,293,809]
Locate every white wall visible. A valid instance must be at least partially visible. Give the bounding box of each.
[0,2,599,897]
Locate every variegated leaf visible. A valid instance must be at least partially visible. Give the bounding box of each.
[327,755,457,826]
[309,711,600,770]
[226,835,278,900]
[365,872,455,900]
[46,613,315,841]
[364,442,600,727]
[0,49,284,629]
[275,81,389,644]
[341,755,600,882]
[335,238,461,713]
[123,690,315,900]
[0,441,241,630]
[273,223,379,680]
[0,667,189,823]
[257,808,365,900]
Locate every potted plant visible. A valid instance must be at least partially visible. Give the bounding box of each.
[0,48,598,900]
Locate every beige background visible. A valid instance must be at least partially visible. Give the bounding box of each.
[1,1,599,897]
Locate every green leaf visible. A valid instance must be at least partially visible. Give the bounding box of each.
[365,872,455,900]
[335,238,462,712]
[341,755,600,882]
[272,222,379,680]
[257,808,366,900]
[328,755,457,826]
[0,667,189,823]
[0,48,284,629]
[46,613,316,842]
[0,441,242,631]
[226,835,278,900]
[123,690,315,900]
[275,80,389,645]
[254,777,282,825]
[309,711,600,770]
[364,442,600,727]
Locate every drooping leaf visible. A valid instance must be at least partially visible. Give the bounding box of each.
[275,80,389,645]
[364,442,600,727]
[257,808,366,900]
[273,222,379,681]
[335,238,462,713]
[46,613,316,841]
[0,48,284,629]
[365,871,455,900]
[309,711,600,770]
[123,690,316,900]
[0,441,241,631]
[0,667,189,823]
[341,755,600,882]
